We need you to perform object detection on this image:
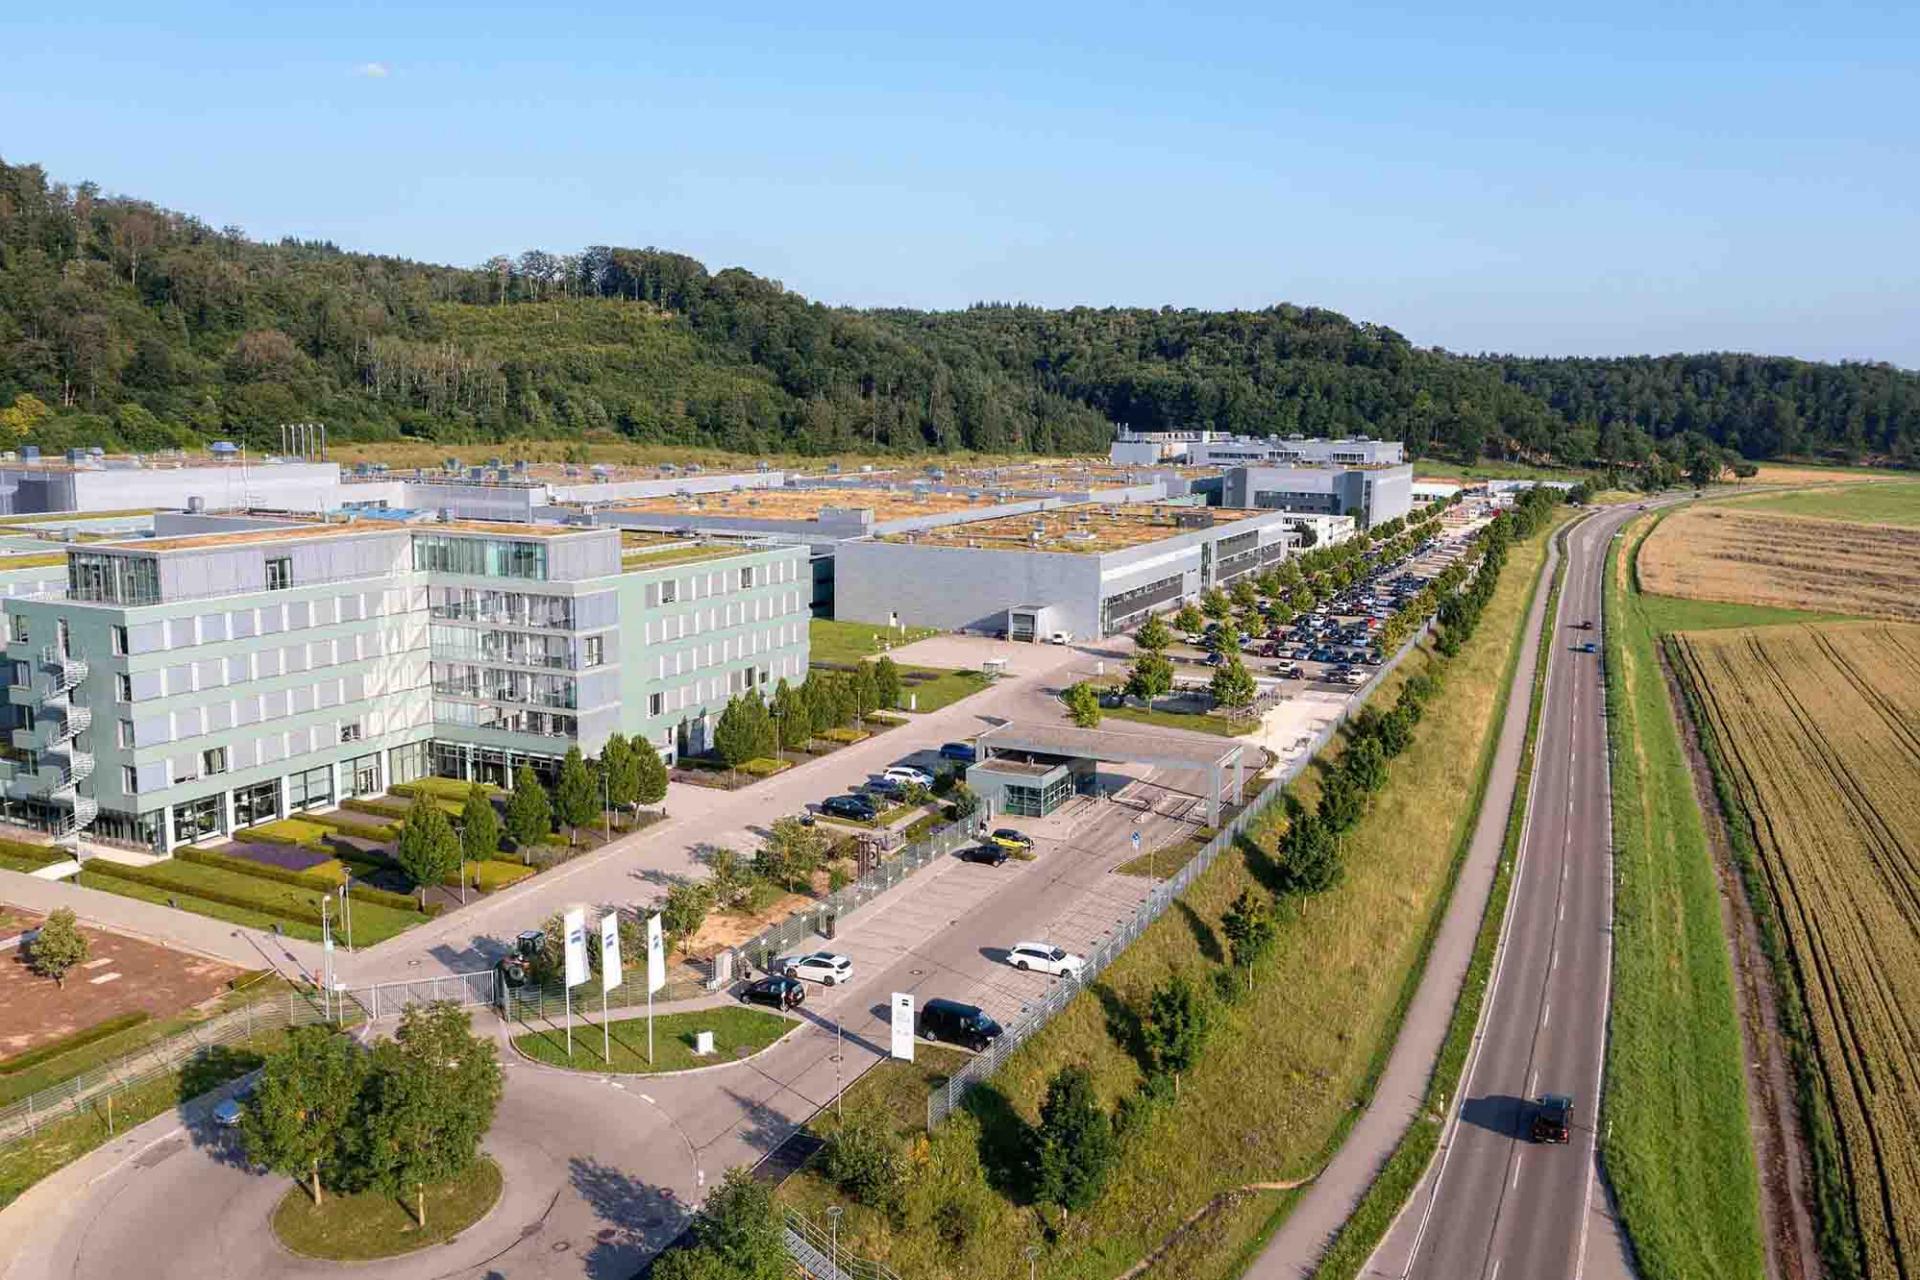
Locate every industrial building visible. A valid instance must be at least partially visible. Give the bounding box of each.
[1221,462,1414,529]
[832,504,1297,639]
[1108,428,1405,469]
[0,516,808,852]
[0,452,347,516]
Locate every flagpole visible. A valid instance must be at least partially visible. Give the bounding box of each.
[565,985,573,1059]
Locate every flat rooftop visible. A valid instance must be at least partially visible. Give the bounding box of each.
[976,721,1243,770]
[619,536,764,571]
[872,504,1267,554]
[97,517,597,553]
[596,487,1020,524]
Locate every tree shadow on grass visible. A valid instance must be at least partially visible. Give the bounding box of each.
[1237,830,1285,897]
[960,1082,1033,1203]
[177,1044,263,1104]
[1088,981,1150,1075]
[1173,900,1223,964]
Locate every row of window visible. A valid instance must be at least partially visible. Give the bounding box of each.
[638,555,798,610]
[427,624,602,670]
[412,535,548,580]
[640,588,803,643]
[426,586,575,629]
[651,622,802,679]
[430,663,578,710]
[642,657,789,718]
[9,588,418,660]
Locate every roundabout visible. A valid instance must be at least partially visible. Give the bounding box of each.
[271,1158,503,1262]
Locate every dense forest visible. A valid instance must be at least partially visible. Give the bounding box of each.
[2,154,1914,471]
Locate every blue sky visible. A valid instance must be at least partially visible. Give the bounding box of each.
[4,1,1916,363]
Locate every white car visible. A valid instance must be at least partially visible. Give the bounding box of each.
[883,765,933,788]
[1340,669,1368,687]
[781,951,854,986]
[1006,942,1085,977]
[1046,631,1074,645]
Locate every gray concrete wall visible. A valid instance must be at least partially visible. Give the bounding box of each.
[833,540,1107,636]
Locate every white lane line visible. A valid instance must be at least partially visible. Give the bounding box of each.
[1490,1261,1503,1280]
[1511,1157,1523,1191]
[1542,1003,1551,1029]
[1530,1069,1538,1096]
[1550,945,1557,973]
[1559,901,1566,921]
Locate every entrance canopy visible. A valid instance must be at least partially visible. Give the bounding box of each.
[972,721,1247,824]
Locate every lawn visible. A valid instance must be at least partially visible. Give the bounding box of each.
[272,1158,502,1260]
[1724,478,1920,526]
[510,1005,794,1073]
[1101,704,1261,737]
[76,858,430,946]
[810,617,942,665]
[776,512,1562,1280]
[898,667,991,712]
[1600,513,1766,1280]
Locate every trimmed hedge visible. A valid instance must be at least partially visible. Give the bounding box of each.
[465,859,537,892]
[83,859,329,927]
[174,845,343,891]
[0,837,66,869]
[0,1011,151,1075]
[740,757,791,778]
[392,777,498,802]
[343,797,411,820]
[819,727,870,745]
[302,810,401,843]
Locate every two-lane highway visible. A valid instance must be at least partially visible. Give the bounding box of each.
[1374,502,1645,1279]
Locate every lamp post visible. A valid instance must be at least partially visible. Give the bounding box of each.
[1026,1243,1041,1280]
[826,1205,842,1272]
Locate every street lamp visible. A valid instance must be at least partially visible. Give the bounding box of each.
[826,1205,842,1272]
[1026,1243,1041,1280]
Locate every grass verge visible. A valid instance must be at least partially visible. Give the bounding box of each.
[510,1006,792,1073]
[1308,515,1573,1278]
[776,516,1563,1280]
[899,667,992,712]
[1102,704,1260,737]
[1599,513,1766,1280]
[271,1157,502,1260]
[810,617,942,664]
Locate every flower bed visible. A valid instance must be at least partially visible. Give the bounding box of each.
[233,819,333,852]
[187,841,339,878]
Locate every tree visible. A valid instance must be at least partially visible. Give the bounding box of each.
[29,907,88,986]
[714,694,771,769]
[1210,656,1257,709]
[601,733,640,811]
[241,1024,368,1205]
[633,736,669,810]
[1173,603,1206,634]
[394,798,459,901]
[660,880,714,955]
[555,746,600,844]
[870,656,902,710]
[1229,579,1259,610]
[1133,613,1172,653]
[756,816,829,892]
[1220,888,1278,992]
[1126,651,1175,706]
[1277,810,1344,895]
[686,1166,789,1280]
[504,765,553,850]
[1317,773,1368,834]
[1030,1064,1117,1214]
[1064,681,1102,728]
[1200,588,1232,620]
[459,784,500,872]
[1143,971,1211,1095]
[772,678,810,751]
[851,662,879,721]
[0,393,51,440]
[703,848,752,911]
[1341,735,1389,793]
[1211,626,1241,657]
[359,1003,502,1227]
[821,1098,907,1213]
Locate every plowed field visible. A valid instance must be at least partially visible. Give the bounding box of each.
[1672,622,1920,1280]
[1641,507,1920,623]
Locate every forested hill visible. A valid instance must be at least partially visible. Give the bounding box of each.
[1,154,1914,470]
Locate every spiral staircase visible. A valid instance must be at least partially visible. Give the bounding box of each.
[38,644,97,852]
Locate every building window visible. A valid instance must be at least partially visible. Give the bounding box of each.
[388,741,429,786]
[121,765,137,795]
[116,672,132,701]
[171,794,225,843]
[233,779,280,827]
[660,579,677,604]
[286,763,333,812]
[202,747,227,776]
[8,616,25,643]
[266,557,293,591]
[118,720,134,749]
[340,722,362,744]
[10,661,28,688]
[348,752,380,797]
[583,636,604,667]
[110,625,128,656]
[739,566,755,589]
[648,692,663,716]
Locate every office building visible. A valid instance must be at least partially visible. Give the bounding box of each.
[1221,462,1414,529]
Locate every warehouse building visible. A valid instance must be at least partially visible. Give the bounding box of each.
[1221,462,1414,529]
[0,451,347,516]
[0,517,807,851]
[833,504,1297,639]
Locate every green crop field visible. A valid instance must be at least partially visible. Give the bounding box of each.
[1724,479,1920,526]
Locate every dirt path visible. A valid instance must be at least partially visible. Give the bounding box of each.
[1659,639,1823,1280]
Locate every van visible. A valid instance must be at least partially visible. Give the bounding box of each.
[918,998,1004,1050]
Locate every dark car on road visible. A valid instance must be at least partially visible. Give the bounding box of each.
[740,976,806,1010]
[821,793,879,822]
[938,741,977,764]
[958,844,1009,867]
[1578,641,1599,654]
[1531,1093,1574,1143]
[919,997,1004,1050]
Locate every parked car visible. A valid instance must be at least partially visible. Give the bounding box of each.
[883,765,933,788]
[1046,631,1074,645]
[864,776,907,800]
[1006,942,1086,977]
[211,1098,245,1128]
[1276,662,1303,680]
[1531,1093,1574,1143]
[958,844,1009,867]
[988,828,1034,853]
[741,976,807,1009]
[918,997,1004,1050]
[938,741,977,764]
[781,951,854,985]
[1340,669,1367,687]
[821,793,879,822]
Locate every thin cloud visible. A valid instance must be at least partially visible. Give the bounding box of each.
[355,61,391,79]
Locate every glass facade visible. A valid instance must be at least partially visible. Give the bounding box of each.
[388,741,429,786]
[67,553,160,605]
[432,663,576,708]
[428,624,576,669]
[1002,773,1074,817]
[172,794,225,842]
[428,586,573,628]
[413,536,548,579]
[233,779,280,827]
[286,763,333,812]
[432,701,577,738]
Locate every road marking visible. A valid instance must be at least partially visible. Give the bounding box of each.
[1529,1069,1538,1095]
[1490,1261,1502,1280]
[1511,1157,1522,1190]
[1550,946,1557,973]
[1542,1003,1550,1029]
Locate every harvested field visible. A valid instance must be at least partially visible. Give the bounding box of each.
[1672,621,1920,1280]
[1641,507,1920,622]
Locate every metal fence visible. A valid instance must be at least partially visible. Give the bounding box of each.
[785,1208,903,1280]
[0,987,333,1144]
[927,616,1434,1131]
[713,814,980,987]
[503,966,710,1023]
[340,969,499,1023]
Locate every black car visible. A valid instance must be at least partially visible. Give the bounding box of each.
[821,794,879,821]
[919,997,1004,1051]
[864,776,907,800]
[1531,1093,1573,1143]
[740,976,806,1010]
[958,843,1010,866]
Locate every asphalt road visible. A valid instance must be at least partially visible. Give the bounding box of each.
[1376,503,1645,1280]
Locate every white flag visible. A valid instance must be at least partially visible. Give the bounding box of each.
[563,908,590,989]
[646,913,666,995]
[600,913,622,992]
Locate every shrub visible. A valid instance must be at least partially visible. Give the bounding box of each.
[235,819,333,852]
[343,797,412,821]
[390,777,499,802]
[739,757,790,779]
[0,837,65,868]
[463,860,537,892]
[820,727,869,745]
[0,1010,149,1074]
[28,907,89,985]
[821,1099,908,1215]
[301,810,401,843]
